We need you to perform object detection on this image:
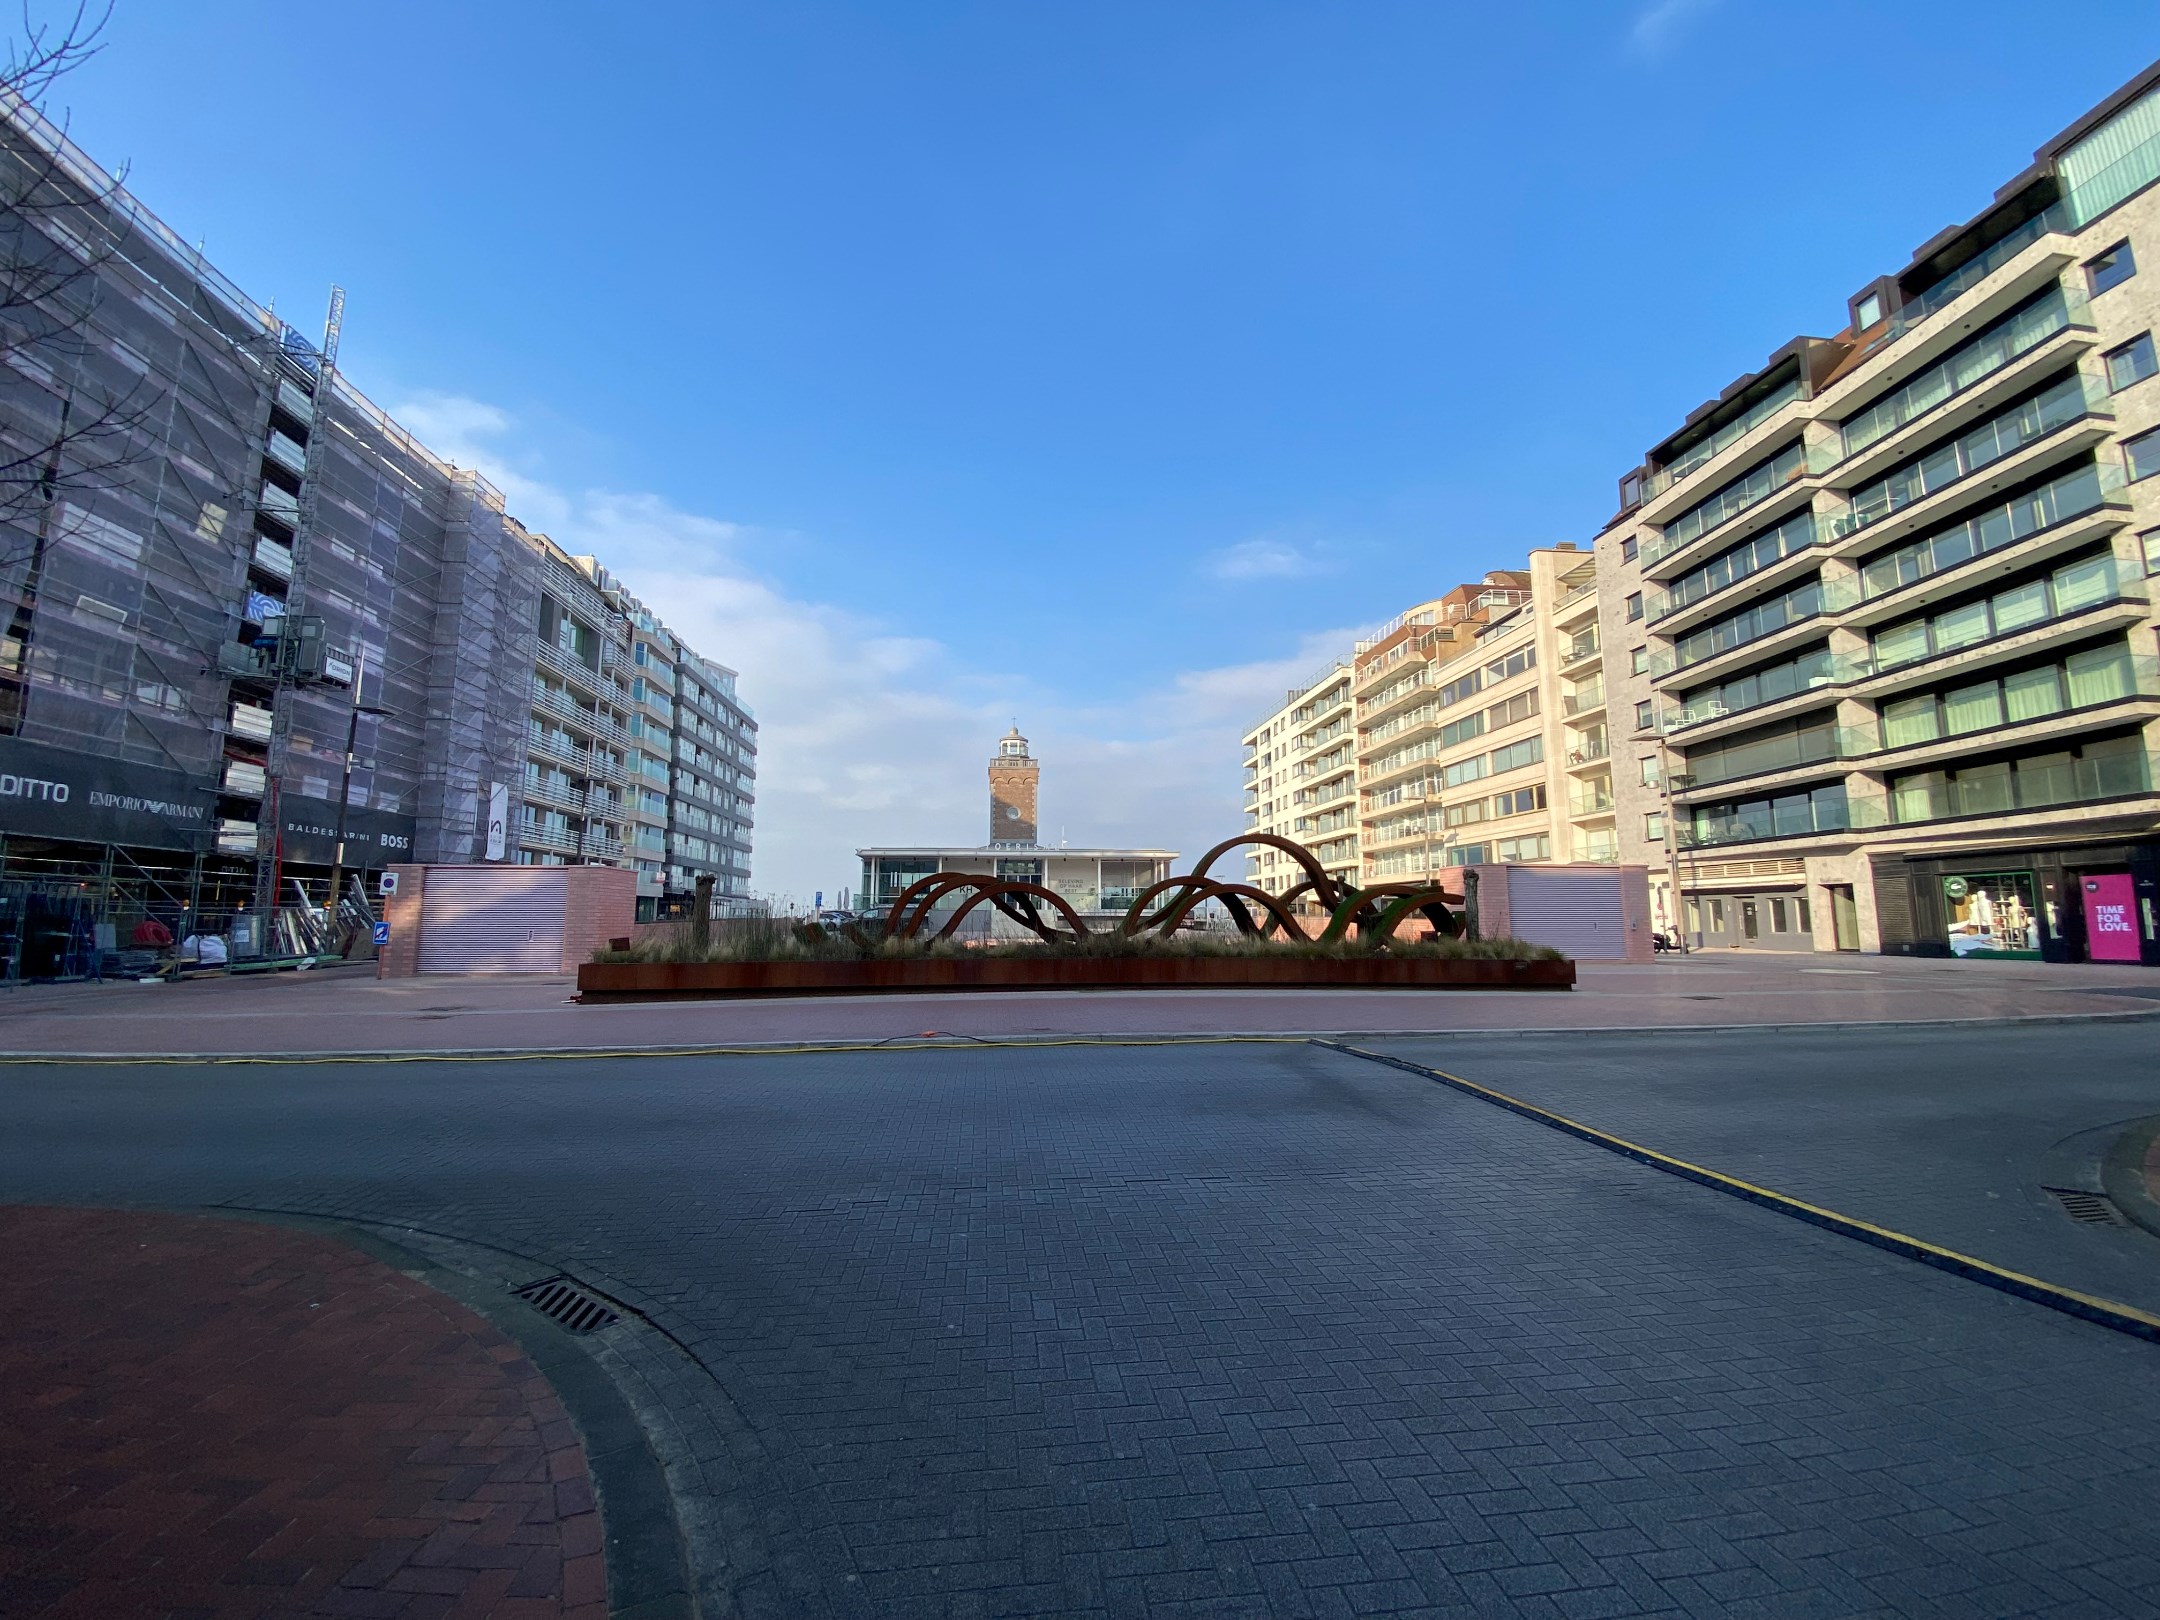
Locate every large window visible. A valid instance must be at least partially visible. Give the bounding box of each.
[1869,551,2128,672]
[1857,460,2108,599]
[1888,733,2148,824]
[1670,578,1825,671]
[2127,427,2160,482]
[1656,509,1816,617]
[1877,644,2139,750]
[1661,441,1809,552]
[1837,287,2076,457]
[1671,645,1836,728]
[1684,713,1840,788]
[1837,374,2089,538]
[1683,782,1849,848]
[2088,240,2137,295]
[2107,333,2158,391]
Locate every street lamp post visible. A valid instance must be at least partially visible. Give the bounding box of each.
[323,664,395,953]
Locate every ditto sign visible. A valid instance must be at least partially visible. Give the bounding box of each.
[0,774,68,803]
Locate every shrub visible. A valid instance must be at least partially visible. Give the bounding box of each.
[595,920,1562,966]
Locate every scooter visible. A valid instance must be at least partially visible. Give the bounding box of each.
[1651,929,1679,953]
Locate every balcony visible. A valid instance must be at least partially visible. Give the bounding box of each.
[1558,634,1602,671]
[228,701,274,743]
[1646,510,1820,636]
[1561,683,1605,718]
[1853,585,2150,704]
[1567,786,1615,819]
[258,483,300,528]
[520,823,579,856]
[535,638,606,695]
[527,730,590,772]
[1677,793,1852,851]
[1823,284,2093,485]
[1564,737,1611,771]
[1639,442,1815,578]
[275,378,314,424]
[221,758,267,798]
[250,536,294,582]
[1553,576,1600,626]
[523,777,586,814]
[1841,462,2127,629]
[1636,377,1807,523]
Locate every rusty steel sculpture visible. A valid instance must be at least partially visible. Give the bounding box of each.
[868,834,1468,948]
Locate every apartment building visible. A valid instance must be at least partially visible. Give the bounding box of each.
[1239,661,1357,900]
[0,96,753,971]
[1596,59,2160,962]
[1353,555,1603,883]
[526,560,758,917]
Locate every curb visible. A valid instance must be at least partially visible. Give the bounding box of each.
[0,1005,2155,1063]
[204,1209,696,1620]
[2102,1115,2160,1244]
[1316,1039,2160,1349]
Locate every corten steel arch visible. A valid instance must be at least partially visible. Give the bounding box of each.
[925,880,1092,944]
[883,871,991,940]
[1184,834,1348,914]
[1139,879,1314,941]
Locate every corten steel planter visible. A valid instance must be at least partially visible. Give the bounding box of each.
[576,954,1575,1001]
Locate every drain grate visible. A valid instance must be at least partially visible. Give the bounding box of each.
[2043,1187,2129,1227]
[513,1275,621,1333]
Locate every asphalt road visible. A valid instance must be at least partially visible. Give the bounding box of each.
[2,1033,2158,1618]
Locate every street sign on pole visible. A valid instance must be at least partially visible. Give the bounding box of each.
[379,871,399,897]
[371,921,391,945]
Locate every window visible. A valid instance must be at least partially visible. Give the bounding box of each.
[1854,292,1884,329]
[1620,473,1644,509]
[1631,646,1650,675]
[2144,528,2160,575]
[1626,591,1644,621]
[2128,427,2160,482]
[1639,756,1661,786]
[1621,537,1639,562]
[1635,699,1655,730]
[1644,811,1665,841]
[2088,240,2137,295]
[2108,333,2158,392]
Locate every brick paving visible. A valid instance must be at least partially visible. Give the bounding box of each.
[0,1207,606,1620]
[1372,1023,2160,1315]
[3,1039,2159,1615]
[0,951,2156,1053]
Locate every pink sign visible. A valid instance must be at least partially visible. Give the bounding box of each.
[2082,874,2141,963]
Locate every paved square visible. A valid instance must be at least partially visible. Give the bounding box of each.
[2,1035,2157,1617]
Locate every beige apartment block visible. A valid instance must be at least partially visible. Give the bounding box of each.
[1351,560,1606,883]
[1594,59,2160,963]
[1240,661,1357,900]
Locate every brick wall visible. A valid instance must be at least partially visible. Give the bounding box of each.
[559,865,637,972]
[988,763,1038,844]
[375,865,428,979]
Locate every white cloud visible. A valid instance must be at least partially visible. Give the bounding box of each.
[1630,0,1720,54]
[1205,536,1326,581]
[389,394,1361,904]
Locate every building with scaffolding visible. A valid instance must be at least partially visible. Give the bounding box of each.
[0,96,753,976]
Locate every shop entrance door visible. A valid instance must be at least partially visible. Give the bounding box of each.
[1829,886,1860,952]
[2081,873,2141,962]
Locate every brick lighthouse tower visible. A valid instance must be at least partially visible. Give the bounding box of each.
[988,725,1039,846]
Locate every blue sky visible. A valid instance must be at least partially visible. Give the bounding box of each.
[47,1,2160,898]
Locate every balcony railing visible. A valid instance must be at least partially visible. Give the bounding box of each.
[1832,284,2084,462]
[1642,377,1805,501]
[1561,683,1605,717]
[1559,636,1601,668]
[1856,460,2120,603]
[1565,739,1611,766]
[1647,509,1817,624]
[1640,441,1809,568]
[1567,788,1615,818]
[1827,373,2101,543]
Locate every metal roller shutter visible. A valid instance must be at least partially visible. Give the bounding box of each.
[417,867,567,974]
[1507,869,1628,960]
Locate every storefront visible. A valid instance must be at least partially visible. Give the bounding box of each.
[1686,887,1815,952]
[1872,835,2160,964]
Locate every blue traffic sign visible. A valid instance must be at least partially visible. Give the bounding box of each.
[372,921,391,945]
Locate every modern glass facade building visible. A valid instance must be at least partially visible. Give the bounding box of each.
[1595,59,2160,961]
